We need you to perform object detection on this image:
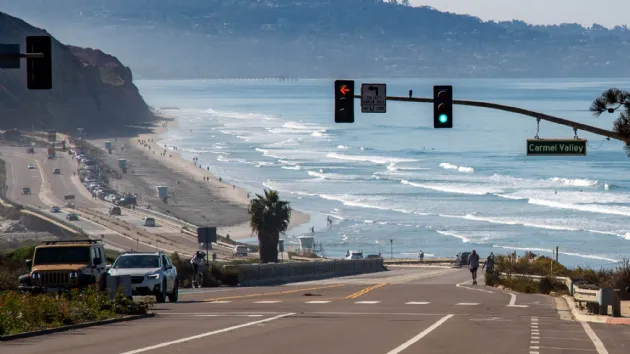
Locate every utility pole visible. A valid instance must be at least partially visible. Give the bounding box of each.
[390,239,393,260]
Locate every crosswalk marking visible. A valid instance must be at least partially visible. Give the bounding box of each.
[406,302,431,305]
[254,300,281,304]
[305,301,332,304]
[355,301,381,304]
[455,302,479,306]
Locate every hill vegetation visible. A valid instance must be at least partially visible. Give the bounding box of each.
[1,0,629,78]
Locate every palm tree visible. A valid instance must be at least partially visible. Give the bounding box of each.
[248,189,292,263]
[590,88,630,155]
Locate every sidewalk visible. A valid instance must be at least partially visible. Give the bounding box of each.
[564,296,630,325]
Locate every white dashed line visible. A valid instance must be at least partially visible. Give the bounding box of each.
[455,302,479,306]
[305,301,332,304]
[355,301,381,304]
[254,301,282,304]
[529,317,540,354]
[206,300,232,304]
[406,302,431,305]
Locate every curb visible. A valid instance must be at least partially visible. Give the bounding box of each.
[562,295,616,324]
[0,313,155,342]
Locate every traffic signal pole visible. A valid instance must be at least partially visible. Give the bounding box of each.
[352,94,629,143]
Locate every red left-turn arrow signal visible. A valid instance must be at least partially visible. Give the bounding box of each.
[340,85,350,95]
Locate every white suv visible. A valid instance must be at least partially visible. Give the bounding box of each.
[107,251,178,303]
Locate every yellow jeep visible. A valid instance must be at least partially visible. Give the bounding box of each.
[18,239,108,293]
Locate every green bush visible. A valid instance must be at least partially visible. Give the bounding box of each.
[0,286,151,336]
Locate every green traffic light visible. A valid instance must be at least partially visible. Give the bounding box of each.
[439,114,448,123]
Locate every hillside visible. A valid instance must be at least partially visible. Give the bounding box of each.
[0,11,154,133]
[1,0,629,78]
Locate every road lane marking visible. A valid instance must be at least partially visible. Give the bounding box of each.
[345,283,389,299]
[455,280,494,294]
[355,301,381,304]
[305,301,331,304]
[207,300,232,303]
[455,303,479,306]
[580,321,610,354]
[385,314,454,354]
[406,302,431,305]
[203,284,344,302]
[119,312,295,354]
[506,292,528,307]
[254,300,281,304]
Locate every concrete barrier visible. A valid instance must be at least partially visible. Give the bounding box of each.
[237,258,386,286]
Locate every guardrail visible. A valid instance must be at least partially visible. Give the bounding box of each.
[383,257,486,265]
[232,258,386,286]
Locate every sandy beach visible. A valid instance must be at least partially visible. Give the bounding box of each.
[89,116,310,241]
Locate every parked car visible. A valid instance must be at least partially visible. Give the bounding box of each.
[52,168,61,175]
[50,206,60,213]
[456,252,472,267]
[109,206,122,216]
[66,213,79,221]
[27,164,36,169]
[345,250,364,260]
[21,187,31,195]
[143,217,156,227]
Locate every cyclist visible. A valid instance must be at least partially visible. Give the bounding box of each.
[190,249,206,287]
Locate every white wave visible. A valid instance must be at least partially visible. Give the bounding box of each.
[549,177,599,187]
[401,180,502,195]
[337,145,349,150]
[319,194,415,214]
[387,163,430,172]
[206,108,274,121]
[327,152,417,165]
[528,198,630,218]
[255,161,275,168]
[281,165,301,170]
[492,245,618,263]
[311,130,329,137]
[439,162,475,173]
[436,230,472,243]
[306,170,363,181]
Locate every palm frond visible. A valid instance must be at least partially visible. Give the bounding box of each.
[613,110,630,138]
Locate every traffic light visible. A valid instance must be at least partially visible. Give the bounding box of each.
[335,80,354,123]
[433,85,453,128]
[26,36,52,90]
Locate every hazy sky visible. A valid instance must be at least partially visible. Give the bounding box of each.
[411,0,629,28]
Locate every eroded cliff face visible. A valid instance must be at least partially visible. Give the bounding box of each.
[0,12,153,133]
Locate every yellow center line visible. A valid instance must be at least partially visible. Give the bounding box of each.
[204,284,345,302]
[345,283,389,299]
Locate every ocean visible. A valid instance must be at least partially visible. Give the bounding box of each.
[134,78,630,268]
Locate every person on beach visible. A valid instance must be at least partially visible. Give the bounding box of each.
[419,250,424,262]
[469,250,480,285]
[327,216,332,227]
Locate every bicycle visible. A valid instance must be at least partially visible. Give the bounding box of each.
[192,267,204,288]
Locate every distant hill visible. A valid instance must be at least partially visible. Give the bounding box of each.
[1,0,629,78]
[0,11,154,133]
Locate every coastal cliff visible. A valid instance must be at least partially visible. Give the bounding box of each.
[0,11,153,133]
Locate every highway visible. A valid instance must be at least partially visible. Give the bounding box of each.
[2,267,626,354]
[0,147,191,254]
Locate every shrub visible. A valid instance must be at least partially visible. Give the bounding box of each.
[0,286,151,336]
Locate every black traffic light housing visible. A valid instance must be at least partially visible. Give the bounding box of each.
[335,80,354,123]
[433,85,453,128]
[26,36,52,90]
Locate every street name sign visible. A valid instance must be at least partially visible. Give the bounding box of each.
[526,138,587,156]
[361,83,386,113]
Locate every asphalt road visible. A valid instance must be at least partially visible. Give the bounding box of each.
[2,267,627,354]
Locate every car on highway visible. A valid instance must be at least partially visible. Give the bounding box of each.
[66,213,79,221]
[27,164,36,169]
[21,187,31,195]
[52,168,61,175]
[50,206,61,213]
[107,251,178,303]
[233,245,248,257]
[143,217,156,227]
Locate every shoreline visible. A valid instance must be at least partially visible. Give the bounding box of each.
[132,115,311,240]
